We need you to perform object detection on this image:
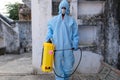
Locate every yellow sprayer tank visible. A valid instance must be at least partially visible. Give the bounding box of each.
[41,42,55,72]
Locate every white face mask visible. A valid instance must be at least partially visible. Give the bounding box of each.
[62,9,66,14]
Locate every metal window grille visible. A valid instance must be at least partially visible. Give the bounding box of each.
[52,1,60,15]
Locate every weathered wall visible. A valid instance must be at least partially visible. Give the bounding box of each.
[22,0,31,8]
[1,19,19,54]
[0,21,4,49]
[104,0,119,67]
[16,21,32,53]
[0,21,3,38]
[76,1,105,73]
[0,14,32,54]
[75,51,103,73]
[77,1,105,55]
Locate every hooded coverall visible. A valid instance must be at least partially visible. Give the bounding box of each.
[46,0,79,80]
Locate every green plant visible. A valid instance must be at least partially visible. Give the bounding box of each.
[6,3,20,20]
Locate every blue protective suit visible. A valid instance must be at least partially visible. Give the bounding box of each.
[46,0,79,80]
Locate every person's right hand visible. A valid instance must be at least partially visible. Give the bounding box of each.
[46,39,52,43]
[72,47,78,51]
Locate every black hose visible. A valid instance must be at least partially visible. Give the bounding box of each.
[53,47,82,78]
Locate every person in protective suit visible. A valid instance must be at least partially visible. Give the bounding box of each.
[46,0,79,80]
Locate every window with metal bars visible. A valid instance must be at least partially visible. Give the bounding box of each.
[52,1,60,15]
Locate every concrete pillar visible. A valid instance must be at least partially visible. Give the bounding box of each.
[104,0,119,67]
[32,0,52,74]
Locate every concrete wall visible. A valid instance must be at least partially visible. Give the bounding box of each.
[16,21,32,52]
[0,19,19,54]
[74,51,103,73]
[104,0,119,67]
[79,26,97,45]
[0,21,3,38]
[0,15,32,54]
[0,21,4,49]
[78,1,105,16]
[0,38,4,48]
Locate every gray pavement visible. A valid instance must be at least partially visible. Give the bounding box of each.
[0,53,32,74]
[0,52,119,80]
[0,52,99,80]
